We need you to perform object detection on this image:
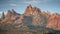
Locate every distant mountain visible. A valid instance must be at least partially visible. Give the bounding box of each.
[0,4,60,30]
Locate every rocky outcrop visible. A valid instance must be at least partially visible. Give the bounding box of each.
[24,4,33,16]
[24,4,41,16]
[1,9,20,23]
[46,13,60,30]
[41,11,51,19]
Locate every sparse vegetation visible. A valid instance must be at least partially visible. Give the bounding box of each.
[0,28,60,34]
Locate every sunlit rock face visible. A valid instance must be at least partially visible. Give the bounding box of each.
[24,4,41,16]
[24,4,33,16]
[46,13,60,30]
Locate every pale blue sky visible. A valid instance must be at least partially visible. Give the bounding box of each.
[0,0,60,17]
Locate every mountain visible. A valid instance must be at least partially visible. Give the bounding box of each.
[24,4,41,16]
[24,4,47,26]
[1,9,20,23]
[46,13,60,30]
[0,4,60,31]
[13,4,48,29]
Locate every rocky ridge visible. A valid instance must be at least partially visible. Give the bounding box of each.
[0,4,60,30]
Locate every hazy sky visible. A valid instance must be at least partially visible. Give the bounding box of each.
[0,0,60,17]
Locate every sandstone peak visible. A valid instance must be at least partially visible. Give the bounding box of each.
[24,4,41,16]
[26,4,32,11]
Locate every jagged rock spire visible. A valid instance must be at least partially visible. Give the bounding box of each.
[24,4,33,15]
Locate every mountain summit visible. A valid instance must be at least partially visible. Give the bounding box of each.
[24,4,41,16]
